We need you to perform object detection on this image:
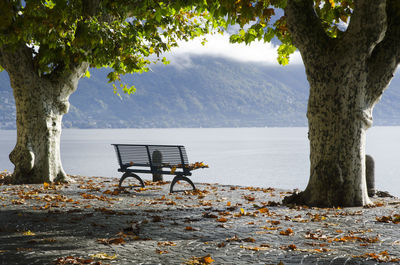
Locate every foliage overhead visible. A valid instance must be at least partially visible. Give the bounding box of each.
[0,0,223,93]
[0,0,357,92]
[219,0,354,65]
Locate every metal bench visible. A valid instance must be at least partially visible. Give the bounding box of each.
[112,144,205,193]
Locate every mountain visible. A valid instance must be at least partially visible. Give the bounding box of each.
[0,55,400,129]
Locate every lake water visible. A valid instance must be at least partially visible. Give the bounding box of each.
[1,127,400,197]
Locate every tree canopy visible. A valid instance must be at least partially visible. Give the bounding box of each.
[0,0,225,93]
[0,0,359,81]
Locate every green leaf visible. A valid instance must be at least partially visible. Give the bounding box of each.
[162,57,170,65]
[44,1,56,9]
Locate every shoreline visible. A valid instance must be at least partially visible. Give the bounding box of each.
[1,175,400,264]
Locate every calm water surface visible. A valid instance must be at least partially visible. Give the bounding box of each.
[1,127,399,196]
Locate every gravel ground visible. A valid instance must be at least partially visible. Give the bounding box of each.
[1,175,400,265]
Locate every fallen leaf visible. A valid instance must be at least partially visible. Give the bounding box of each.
[203,255,214,264]
[240,245,270,251]
[55,256,95,265]
[43,182,50,189]
[97,237,125,245]
[90,252,117,260]
[258,208,269,214]
[243,195,255,202]
[157,241,176,246]
[203,212,218,218]
[280,228,294,236]
[156,249,169,254]
[22,230,36,236]
[185,254,214,264]
[216,217,228,223]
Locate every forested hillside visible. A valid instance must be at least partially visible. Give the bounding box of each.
[1,56,399,129]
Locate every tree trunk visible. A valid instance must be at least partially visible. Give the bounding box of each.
[301,63,372,207]
[1,47,88,184]
[283,0,397,207]
[9,77,66,183]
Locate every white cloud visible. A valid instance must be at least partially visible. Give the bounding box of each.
[162,33,303,68]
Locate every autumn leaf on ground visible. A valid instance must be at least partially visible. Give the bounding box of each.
[243,195,255,202]
[217,217,228,223]
[226,235,241,242]
[203,212,218,218]
[280,228,294,236]
[22,230,36,236]
[301,248,331,253]
[364,202,385,208]
[103,189,121,196]
[89,252,117,260]
[185,254,214,264]
[12,199,25,205]
[185,226,198,231]
[55,256,96,265]
[199,200,212,206]
[240,245,270,251]
[267,220,281,225]
[258,207,269,214]
[376,215,400,224]
[307,213,326,222]
[165,200,176,206]
[280,244,297,251]
[354,251,400,262]
[333,235,380,243]
[157,241,177,246]
[156,249,169,254]
[43,182,50,189]
[261,226,281,231]
[97,237,125,245]
[16,248,33,252]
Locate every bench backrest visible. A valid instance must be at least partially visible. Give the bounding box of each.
[112,144,189,170]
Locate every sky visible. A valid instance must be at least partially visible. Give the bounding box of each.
[163,32,303,67]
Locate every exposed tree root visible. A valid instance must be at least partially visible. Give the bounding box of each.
[282,190,306,206]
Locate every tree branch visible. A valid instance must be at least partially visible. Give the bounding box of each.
[366,0,400,106]
[285,0,331,65]
[51,62,89,98]
[343,0,387,55]
[0,49,4,68]
[0,44,36,77]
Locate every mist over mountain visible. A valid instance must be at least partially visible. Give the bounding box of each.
[1,55,400,129]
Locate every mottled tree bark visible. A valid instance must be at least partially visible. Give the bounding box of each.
[0,46,88,184]
[284,0,400,207]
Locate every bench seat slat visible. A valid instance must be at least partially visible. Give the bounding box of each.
[120,168,192,176]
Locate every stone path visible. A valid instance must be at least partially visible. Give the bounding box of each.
[1,175,400,265]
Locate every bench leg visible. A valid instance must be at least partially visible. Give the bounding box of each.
[170,176,196,193]
[119,172,145,189]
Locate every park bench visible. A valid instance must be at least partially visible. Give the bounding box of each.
[112,144,207,193]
